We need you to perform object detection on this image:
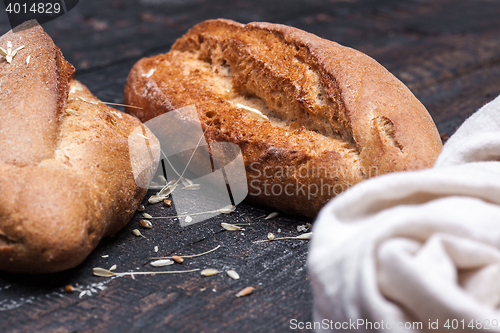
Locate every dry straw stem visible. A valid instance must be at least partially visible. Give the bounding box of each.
[151,205,236,220]
[150,244,221,260]
[171,119,214,189]
[75,96,143,109]
[253,232,312,243]
[93,267,200,278]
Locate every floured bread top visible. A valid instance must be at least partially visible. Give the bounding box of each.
[0,20,74,167]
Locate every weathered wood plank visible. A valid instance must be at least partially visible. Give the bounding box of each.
[1,0,500,332]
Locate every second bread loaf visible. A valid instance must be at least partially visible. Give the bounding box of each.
[125,19,442,217]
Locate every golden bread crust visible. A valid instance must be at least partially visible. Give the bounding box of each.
[0,22,156,273]
[125,19,442,217]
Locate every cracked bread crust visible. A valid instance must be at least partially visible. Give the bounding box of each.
[0,22,157,273]
[125,19,442,217]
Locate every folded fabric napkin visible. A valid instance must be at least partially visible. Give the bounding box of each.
[309,95,500,332]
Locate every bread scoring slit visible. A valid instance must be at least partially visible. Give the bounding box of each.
[374,116,404,152]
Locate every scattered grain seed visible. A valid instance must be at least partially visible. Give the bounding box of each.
[132,229,147,239]
[0,41,25,64]
[267,233,276,241]
[158,175,167,184]
[297,224,309,232]
[217,205,236,214]
[142,68,155,78]
[150,259,174,267]
[64,108,78,116]
[201,268,221,277]
[212,288,217,292]
[93,267,200,278]
[77,96,99,105]
[109,264,117,271]
[180,177,194,186]
[139,220,152,229]
[182,184,201,190]
[236,103,269,121]
[64,285,75,293]
[131,274,136,280]
[26,55,30,65]
[172,255,184,264]
[163,200,172,207]
[236,286,254,298]
[226,270,240,280]
[221,223,244,231]
[265,212,279,220]
[157,183,176,197]
[154,246,158,253]
[148,195,165,204]
[142,213,153,219]
[110,110,123,119]
[101,255,109,258]
[79,291,87,298]
[137,205,145,212]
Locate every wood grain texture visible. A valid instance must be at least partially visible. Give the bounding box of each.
[1,0,500,331]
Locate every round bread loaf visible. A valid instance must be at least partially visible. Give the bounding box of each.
[125,19,442,217]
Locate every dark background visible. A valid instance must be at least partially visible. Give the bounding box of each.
[1,0,500,332]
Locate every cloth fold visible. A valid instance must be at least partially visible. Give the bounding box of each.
[309,95,500,332]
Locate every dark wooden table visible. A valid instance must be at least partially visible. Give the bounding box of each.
[1,1,500,332]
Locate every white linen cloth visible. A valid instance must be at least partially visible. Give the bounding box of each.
[308,95,500,332]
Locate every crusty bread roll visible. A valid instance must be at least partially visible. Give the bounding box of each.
[0,21,159,273]
[125,19,442,217]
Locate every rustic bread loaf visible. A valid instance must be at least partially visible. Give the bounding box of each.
[0,21,159,273]
[124,19,442,217]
